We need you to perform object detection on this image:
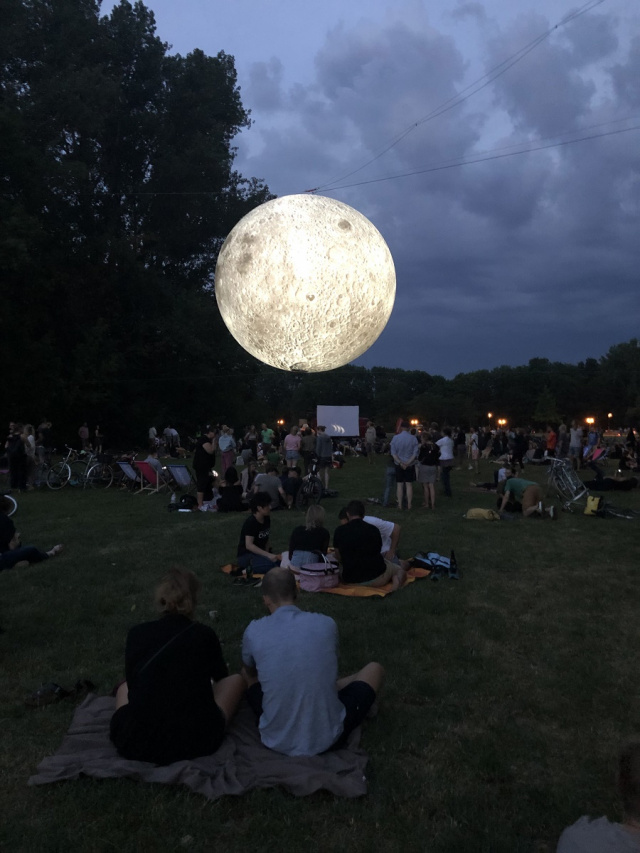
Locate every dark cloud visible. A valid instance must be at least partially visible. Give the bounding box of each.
[236,5,640,377]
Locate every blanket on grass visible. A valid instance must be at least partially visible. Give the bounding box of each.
[221,564,431,598]
[28,695,368,800]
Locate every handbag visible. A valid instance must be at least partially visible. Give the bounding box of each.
[299,552,340,592]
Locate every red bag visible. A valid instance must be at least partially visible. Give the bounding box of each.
[299,555,340,592]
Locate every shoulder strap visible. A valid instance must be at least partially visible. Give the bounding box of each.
[138,621,197,676]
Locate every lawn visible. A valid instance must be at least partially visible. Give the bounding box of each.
[1,457,639,853]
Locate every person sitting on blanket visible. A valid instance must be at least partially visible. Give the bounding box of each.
[497,477,557,519]
[216,466,246,512]
[557,740,640,853]
[241,567,383,757]
[0,495,63,571]
[110,568,245,765]
[337,506,410,570]
[287,504,330,569]
[236,492,281,573]
[333,500,406,591]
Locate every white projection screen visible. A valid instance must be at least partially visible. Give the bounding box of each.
[316,406,360,437]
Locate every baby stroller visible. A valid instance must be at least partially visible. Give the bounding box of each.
[546,458,589,511]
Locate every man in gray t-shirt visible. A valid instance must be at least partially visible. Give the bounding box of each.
[241,568,384,757]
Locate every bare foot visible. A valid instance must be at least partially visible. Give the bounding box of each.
[391,569,407,591]
[47,544,63,557]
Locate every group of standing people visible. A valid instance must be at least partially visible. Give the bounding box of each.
[3,420,52,490]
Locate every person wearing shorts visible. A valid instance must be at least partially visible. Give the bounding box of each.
[498,477,556,519]
[390,421,419,510]
[241,568,383,756]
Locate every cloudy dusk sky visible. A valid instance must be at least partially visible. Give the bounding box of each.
[105,0,640,377]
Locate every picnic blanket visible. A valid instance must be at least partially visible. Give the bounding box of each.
[28,694,369,799]
[221,564,431,597]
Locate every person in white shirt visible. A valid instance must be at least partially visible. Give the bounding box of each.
[436,428,455,497]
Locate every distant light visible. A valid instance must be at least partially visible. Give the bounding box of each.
[277,419,285,425]
[497,418,507,426]
[585,417,595,425]
[410,419,419,426]
[607,412,613,418]
[487,412,493,418]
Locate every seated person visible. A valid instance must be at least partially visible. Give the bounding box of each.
[241,568,383,756]
[216,466,246,512]
[584,461,638,492]
[110,568,245,765]
[337,507,408,568]
[143,447,171,484]
[0,496,63,571]
[253,464,286,510]
[497,477,556,518]
[241,460,258,498]
[333,500,406,591]
[280,465,301,509]
[557,740,640,852]
[287,504,330,569]
[236,492,281,573]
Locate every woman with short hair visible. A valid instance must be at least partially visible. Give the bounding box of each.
[110,568,245,765]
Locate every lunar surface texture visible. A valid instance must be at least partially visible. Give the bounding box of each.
[214,194,396,372]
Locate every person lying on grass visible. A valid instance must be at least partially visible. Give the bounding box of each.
[241,567,383,757]
[0,495,63,571]
[557,740,640,852]
[110,568,244,765]
[583,461,639,492]
[333,500,407,590]
[236,492,281,574]
[497,477,557,519]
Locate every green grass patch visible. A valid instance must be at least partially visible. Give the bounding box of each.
[1,459,639,852]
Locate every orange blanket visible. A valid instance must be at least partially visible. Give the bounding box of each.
[221,565,430,597]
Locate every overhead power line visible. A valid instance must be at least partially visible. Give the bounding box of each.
[306,0,608,194]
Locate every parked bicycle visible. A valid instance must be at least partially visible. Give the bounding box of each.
[47,446,113,490]
[295,459,323,509]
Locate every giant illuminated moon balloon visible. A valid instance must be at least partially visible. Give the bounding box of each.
[215,194,396,372]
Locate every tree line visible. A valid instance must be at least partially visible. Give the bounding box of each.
[2,2,638,446]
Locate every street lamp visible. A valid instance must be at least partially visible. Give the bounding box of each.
[585,417,595,425]
[497,418,507,427]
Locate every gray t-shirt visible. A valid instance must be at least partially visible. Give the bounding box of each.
[390,430,419,464]
[254,473,282,509]
[557,816,640,852]
[242,605,345,757]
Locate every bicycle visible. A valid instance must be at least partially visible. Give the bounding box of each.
[69,452,114,489]
[46,446,78,490]
[295,459,324,509]
[546,457,588,511]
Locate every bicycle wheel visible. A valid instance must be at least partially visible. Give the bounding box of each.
[308,476,323,504]
[1,493,18,516]
[47,463,71,490]
[68,462,85,487]
[86,463,114,489]
[33,462,50,487]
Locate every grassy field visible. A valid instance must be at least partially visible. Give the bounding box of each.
[1,457,639,852]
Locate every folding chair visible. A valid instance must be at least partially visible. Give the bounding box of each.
[116,461,140,491]
[135,461,170,495]
[165,464,195,494]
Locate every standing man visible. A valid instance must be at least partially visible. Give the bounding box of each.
[78,422,90,450]
[315,425,333,491]
[193,426,217,510]
[241,567,383,756]
[364,421,377,465]
[390,420,419,511]
[261,423,275,456]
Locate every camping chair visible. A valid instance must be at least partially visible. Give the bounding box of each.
[135,461,170,495]
[165,464,195,494]
[116,461,140,491]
